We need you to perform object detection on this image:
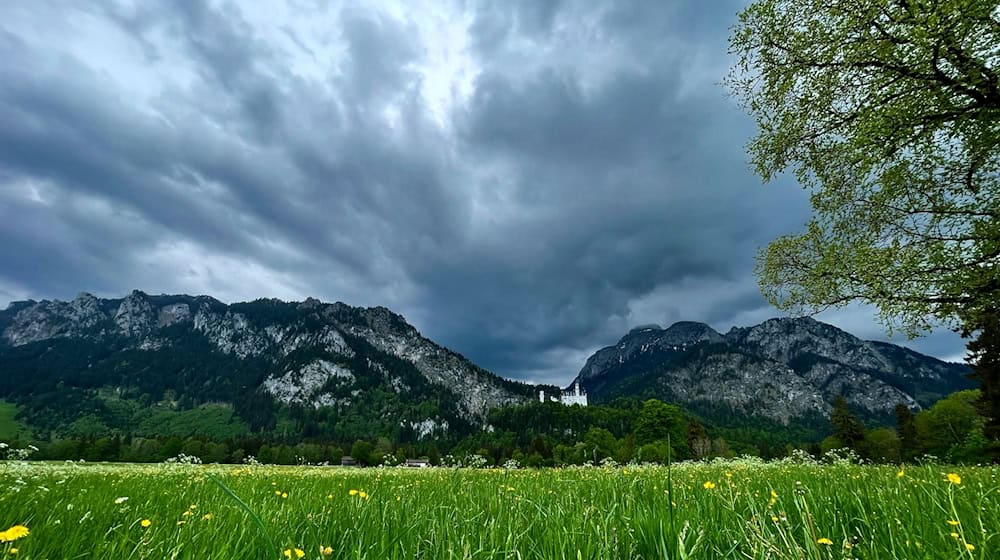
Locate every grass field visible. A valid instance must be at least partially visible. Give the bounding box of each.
[0,460,997,559]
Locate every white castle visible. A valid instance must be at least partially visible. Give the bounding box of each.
[539,381,588,407]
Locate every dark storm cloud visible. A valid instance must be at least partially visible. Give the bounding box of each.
[0,0,964,385]
[406,0,817,380]
[1,1,458,294]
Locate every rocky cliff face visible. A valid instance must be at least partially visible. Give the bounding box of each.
[0,291,533,429]
[571,317,972,424]
[324,304,528,420]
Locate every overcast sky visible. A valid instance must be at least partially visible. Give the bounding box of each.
[0,1,967,385]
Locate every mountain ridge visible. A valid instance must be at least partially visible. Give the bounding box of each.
[0,291,538,441]
[570,317,972,424]
[0,292,975,438]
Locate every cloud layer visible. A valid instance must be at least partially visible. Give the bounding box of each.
[0,1,966,384]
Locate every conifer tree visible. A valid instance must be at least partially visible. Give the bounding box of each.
[894,404,919,461]
[831,396,866,450]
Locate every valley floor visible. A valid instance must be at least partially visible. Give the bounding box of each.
[0,460,996,559]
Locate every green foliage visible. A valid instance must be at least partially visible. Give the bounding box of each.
[0,400,30,440]
[965,310,1000,446]
[583,428,618,462]
[819,435,844,454]
[634,399,688,457]
[895,404,919,461]
[487,401,637,444]
[350,440,376,466]
[914,389,984,459]
[861,428,901,463]
[830,396,866,449]
[729,0,1000,335]
[134,406,251,440]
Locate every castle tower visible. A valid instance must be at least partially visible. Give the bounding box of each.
[560,381,588,406]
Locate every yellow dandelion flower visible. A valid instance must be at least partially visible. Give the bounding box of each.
[896,470,905,478]
[817,538,833,546]
[950,532,959,539]
[349,489,359,496]
[275,490,282,496]
[966,543,975,551]
[703,481,716,490]
[176,520,186,526]
[771,516,779,522]
[321,546,334,556]
[947,520,960,526]
[140,519,152,528]
[281,492,288,499]
[188,504,197,510]
[326,494,333,500]
[359,491,369,499]
[946,473,962,485]
[0,525,29,543]
[8,549,16,556]
[182,510,193,517]
[282,548,305,558]
[202,513,213,521]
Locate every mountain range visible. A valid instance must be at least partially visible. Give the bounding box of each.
[0,291,537,441]
[571,318,973,424]
[0,291,974,441]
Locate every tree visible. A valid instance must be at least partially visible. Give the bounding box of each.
[686,418,711,460]
[633,399,688,457]
[965,310,1000,448]
[351,440,374,467]
[426,445,441,466]
[830,396,866,450]
[637,443,669,464]
[729,0,1000,335]
[895,404,919,461]
[915,390,983,457]
[730,0,1000,438]
[583,427,617,462]
[861,428,901,463]
[711,437,733,459]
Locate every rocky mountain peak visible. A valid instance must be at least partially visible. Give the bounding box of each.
[725,316,891,372]
[575,321,723,388]
[298,297,323,310]
[3,293,109,346]
[617,321,721,347]
[72,291,99,305]
[114,290,156,337]
[574,316,972,424]
[662,321,724,345]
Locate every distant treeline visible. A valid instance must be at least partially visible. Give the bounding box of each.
[4,390,994,465]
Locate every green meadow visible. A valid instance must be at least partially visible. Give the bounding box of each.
[0,461,997,559]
